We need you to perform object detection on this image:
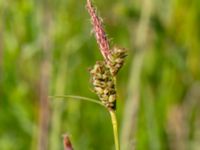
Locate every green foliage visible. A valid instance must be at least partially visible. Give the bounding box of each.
[0,0,200,149]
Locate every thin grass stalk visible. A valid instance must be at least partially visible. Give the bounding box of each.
[121,52,145,149]
[49,95,104,106]
[50,57,67,150]
[111,76,120,150]
[121,0,153,149]
[0,4,3,96]
[37,4,52,150]
[109,110,120,150]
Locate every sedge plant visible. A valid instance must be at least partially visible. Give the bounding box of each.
[87,0,127,149]
[50,0,127,149]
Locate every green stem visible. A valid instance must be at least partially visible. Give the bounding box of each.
[109,110,120,150]
[111,76,120,150]
[50,95,120,149]
[49,95,104,107]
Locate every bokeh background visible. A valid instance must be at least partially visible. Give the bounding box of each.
[0,0,200,149]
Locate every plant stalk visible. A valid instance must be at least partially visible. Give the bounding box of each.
[109,110,120,150]
[49,95,104,106]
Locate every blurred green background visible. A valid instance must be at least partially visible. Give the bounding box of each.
[0,0,200,149]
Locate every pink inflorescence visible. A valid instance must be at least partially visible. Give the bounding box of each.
[86,0,110,60]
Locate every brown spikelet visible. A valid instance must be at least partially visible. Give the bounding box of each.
[107,47,127,76]
[63,134,73,150]
[89,61,116,110]
[86,0,110,60]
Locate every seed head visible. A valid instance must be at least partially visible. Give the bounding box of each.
[87,0,127,111]
[63,134,73,150]
[107,47,127,76]
[86,0,110,60]
[89,61,116,110]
